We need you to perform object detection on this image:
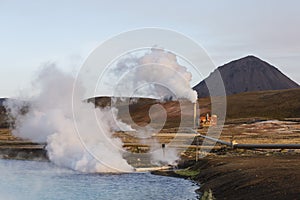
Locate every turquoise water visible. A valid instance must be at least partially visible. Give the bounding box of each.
[0,159,198,200]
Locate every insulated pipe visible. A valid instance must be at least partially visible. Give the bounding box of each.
[188,128,300,149]
[233,143,300,149]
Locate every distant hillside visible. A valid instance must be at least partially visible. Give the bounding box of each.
[92,97,194,129]
[2,88,299,130]
[92,89,300,127]
[0,98,8,128]
[0,98,29,128]
[0,98,7,114]
[225,88,300,120]
[193,56,299,98]
[197,88,300,122]
[0,98,7,106]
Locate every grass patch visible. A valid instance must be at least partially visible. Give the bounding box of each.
[200,189,215,200]
[175,167,200,178]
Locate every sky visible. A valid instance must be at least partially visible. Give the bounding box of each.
[0,0,300,97]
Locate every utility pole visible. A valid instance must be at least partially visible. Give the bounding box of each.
[193,103,197,129]
[196,136,199,162]
[162,143,165,158]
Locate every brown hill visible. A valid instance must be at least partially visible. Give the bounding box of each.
[2,88,299,130]
[193,55,299,98]
[224,88,300,121]
[93,88,300,127]
[0,98,8,128]
[196,88,300,123]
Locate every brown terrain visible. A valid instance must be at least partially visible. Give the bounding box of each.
[150,119,300,200]
[102,89,300,200]
[172,155,300,200]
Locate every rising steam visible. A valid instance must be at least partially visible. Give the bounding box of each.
[100,48,198,102]
[5,65,133,173]
[108,48,198,165]
[5,48,198,171]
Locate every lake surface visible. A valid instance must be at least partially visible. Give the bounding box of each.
[0,159,198,200]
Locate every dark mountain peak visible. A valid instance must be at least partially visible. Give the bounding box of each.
[193,56,299,98]
[218,55,271,70]
[244,55,258,59]
[231,55,261,62]
[239,55,261,61]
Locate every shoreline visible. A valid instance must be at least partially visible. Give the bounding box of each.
[153,154,300,200]
[1,121,300,199]
[0,146,48,161]
[1,147,300,199]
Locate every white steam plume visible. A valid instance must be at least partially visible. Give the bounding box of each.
[5,48,197,169]
[151,147,179,166]
[100,48,198,102]
[5,65,133,173]
[106,48,197,165]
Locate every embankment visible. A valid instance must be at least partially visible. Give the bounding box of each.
[154,154,300,200]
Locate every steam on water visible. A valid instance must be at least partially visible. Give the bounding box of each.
[5,65,133,173]
[5,49,198,172]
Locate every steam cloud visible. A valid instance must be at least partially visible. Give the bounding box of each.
[108,48,198,165]
[5,48,197,171]
[5,65,133,173]
[101,48,198,102]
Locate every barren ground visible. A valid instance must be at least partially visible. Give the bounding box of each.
[1,114,300,199]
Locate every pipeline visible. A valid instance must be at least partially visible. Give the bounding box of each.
[189,128,300,149]
[233,143,300,149]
